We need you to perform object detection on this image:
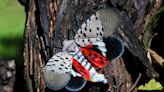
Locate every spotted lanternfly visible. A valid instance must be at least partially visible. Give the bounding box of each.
[44,7,123,91]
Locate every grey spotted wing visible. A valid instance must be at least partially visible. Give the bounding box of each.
[75,8,121,39]
[74,13,104,39]
[96,8,121,38]
[44,52,72,90]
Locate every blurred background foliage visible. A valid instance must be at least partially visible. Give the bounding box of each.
[0,1,26,91]
[0,0,25,61]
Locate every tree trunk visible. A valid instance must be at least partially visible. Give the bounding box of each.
[0,59,16,92]
[22,0,156,92]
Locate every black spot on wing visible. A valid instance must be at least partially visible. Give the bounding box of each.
[80,30,83,34]
[99,32,102,36]
[102,28,104,32]
[84,61,87,66]
[87,55,91,58]
[95,16,98,20]
[100,61,104,64]
[78,62,81,66]
[60,64,64,66]
[84,27,87,31]
[77,55,81,59]
[91,57,94,61]
[68,65,71,67]
[97,27,99,30]
[89,29,91,32]
[94,54,98,57]
[88,53,92,57]
[96,33,99,36]
[65,72,68,74]
[65,67,68,69]
[83,71,87,74]
[46,64,51,66]
[59,68,62,70]
[88,65,92,70]
[80,70,83,72]
[52,64,56,66]
[56,55,60,57]
[60,57,64,60]
[83,33,86,37]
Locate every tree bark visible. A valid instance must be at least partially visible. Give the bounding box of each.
[0,59,16,92]
[23,0,154,92]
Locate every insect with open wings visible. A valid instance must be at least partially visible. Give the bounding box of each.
[43,7,124,91]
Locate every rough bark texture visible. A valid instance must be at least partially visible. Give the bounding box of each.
[0,59,16,92]
[23,0,154,92]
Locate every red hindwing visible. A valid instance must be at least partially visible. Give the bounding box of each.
[72,58,90,80]
[80,47,109,68]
